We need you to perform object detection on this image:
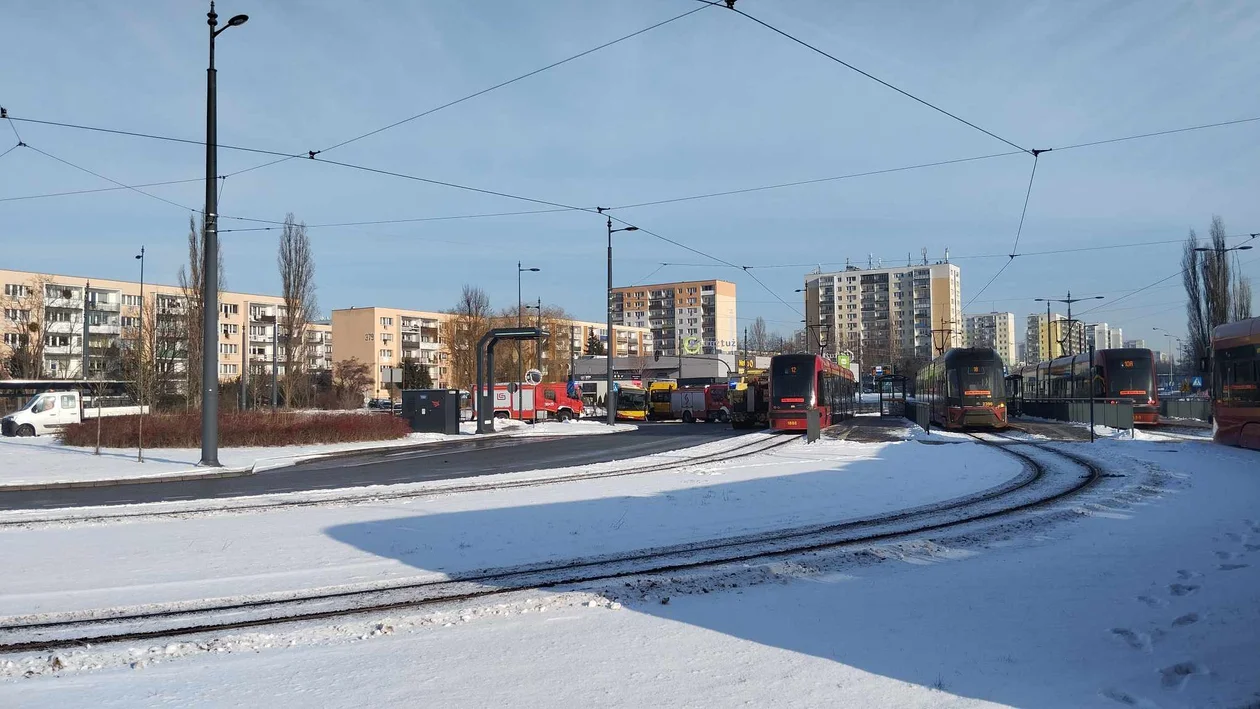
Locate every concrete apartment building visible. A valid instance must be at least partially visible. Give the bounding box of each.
[962,312,1017,366]
[803,262,963,366]
[610,279,738,356]
[1025,313,1092,362]
[1086,323,1124,350]
[330,306,652,399]
[0,267,330,387]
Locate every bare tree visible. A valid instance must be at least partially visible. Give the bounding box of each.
[1,273,53,378]
[331,357,373,409]
[278,213,318,407]
[1235,276,1254,322]
[1183,229,1209,370]
[1184,216,1251,372]
[177,216,224,406]
[747,316,769,354]
[439,285,492,390]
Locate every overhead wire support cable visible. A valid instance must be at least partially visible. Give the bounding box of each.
[703,0,1029,154]
[965,149,1046,308]
[20,143,196,213]
[222,4,713,178]
[0,177,204,203]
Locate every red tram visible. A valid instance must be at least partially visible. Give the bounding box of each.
[768,354,856,432]
[1210,316,1260,450]
[915,347,1009,430]
[1014,348,1159,425]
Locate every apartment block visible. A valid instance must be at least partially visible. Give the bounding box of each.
[1025,313,1089,362]
[610,280,737,356]
[1085,323,1125,350]
[330,307,652,398]
[0,268,329,387]
[803,262,962,365]
[963,312,1017,366]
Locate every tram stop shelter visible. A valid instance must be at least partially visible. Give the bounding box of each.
[875,374,908,417]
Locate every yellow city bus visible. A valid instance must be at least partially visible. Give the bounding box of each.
[615,385,649,421]
[647,380,676,420]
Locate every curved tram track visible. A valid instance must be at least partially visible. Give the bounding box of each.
[0,432,1108,654]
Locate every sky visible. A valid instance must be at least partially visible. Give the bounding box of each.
[2,0,1258,346]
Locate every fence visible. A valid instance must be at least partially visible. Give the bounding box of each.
[1160,398,1211,422]
[1021,400,1134,430]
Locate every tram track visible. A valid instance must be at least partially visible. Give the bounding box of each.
[0,431,1107,654]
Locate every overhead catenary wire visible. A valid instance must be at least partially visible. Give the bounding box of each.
[699,0,1029,154]
[0,177,204,203]
[0,143,20,162]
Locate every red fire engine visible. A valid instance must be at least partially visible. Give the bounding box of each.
[489,382,583,422]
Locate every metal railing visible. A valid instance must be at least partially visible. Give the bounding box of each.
[1160,398,1211,421]
[1020,399,1134,431]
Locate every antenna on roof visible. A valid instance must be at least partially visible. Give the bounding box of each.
[867,253,874,269]
[921,247,928,266]
[907,252,911,267]
[944,247,950,264]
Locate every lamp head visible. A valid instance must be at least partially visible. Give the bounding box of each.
[227,14,249,26]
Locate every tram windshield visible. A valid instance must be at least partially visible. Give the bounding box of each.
[954,362,1003,404]
[771,357,814,406]
[1106,355,1154,399]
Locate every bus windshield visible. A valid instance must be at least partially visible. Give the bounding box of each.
[1107,356,1153,398]
[649,389,672,403]
[617,390,647,411]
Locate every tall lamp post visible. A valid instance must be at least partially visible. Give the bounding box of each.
[517,262,540,416]
[1034,291,1103,357]
[1152,327,1178,387]
[602,215,638,425]
[200,2,249,467]
[135,247,146,463]
[526,299,542,376]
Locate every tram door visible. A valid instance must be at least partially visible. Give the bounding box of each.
[1005,375,1023,417]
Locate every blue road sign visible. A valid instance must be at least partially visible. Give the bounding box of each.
[1191,376,1203,388]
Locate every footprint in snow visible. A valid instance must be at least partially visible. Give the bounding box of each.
[1171,612,1200,627]
[1175,569,1201,580]
[1168,583,1200,597]
[1136,595,1168,608]
[1159,660,1205,690]
[1245,544,1260,553]
[1218,563,1248,571]
[1109,628,1152,653]
[1214,550,1234,560]
[1224,532,1245,543]
[1100,688,1160,708]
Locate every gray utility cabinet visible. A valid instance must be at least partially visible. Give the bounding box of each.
[401,389,461,435]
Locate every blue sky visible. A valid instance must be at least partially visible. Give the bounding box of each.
[2,0,1258,345]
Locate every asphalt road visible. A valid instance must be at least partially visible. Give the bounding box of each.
[0,423,747,511]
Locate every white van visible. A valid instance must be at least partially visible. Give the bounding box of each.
[1,391,146,437]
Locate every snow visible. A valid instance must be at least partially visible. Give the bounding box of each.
[0,435,1019,616]
[0,419,636,487]
[3,436,1258,708]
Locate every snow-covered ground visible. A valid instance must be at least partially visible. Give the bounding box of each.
[3,436,1258,708]
[0,436,1018,616]
[0,420,636,487]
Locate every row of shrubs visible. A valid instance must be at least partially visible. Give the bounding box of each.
[58,411,412,449]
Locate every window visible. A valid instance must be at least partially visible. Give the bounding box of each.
[122,294,142,307]
[4,284,31,297]
[219,363,239,375]
[5,308,30,322]
[250,346,267,356]
[3,332,28,346]
[222,323,239,336]
[380,317,393,327]
[544,389,556,401]
[219,343,238,355]
[221,303,239,317]
[380,349,393,359]
[45,334,70,347]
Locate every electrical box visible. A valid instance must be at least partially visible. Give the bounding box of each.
[401,389,460,435]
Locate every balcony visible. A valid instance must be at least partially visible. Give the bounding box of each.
[89,323,121,335]
[87,301,121,313]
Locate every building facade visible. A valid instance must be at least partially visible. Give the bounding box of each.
[803,262,962,365]
[610,279,737,356]
[330,307,652,399]
[1025,313,1090,362]
[0,268,328,389]
[962,312,1017,366]
[1085,323,1125,350]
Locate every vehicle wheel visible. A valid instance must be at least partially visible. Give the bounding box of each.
[494,411,510,420]
[556,410,572,422]
[16,424,35,437]
[716,410,729,423]
[682,411,694,423]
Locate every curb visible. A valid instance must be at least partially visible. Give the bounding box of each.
[0,466,253,492]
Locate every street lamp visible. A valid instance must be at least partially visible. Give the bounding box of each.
[517,262,540,416]
[526,299,542,377]
[1153,327,1177,386]
[603,214,638,425]
[135,246,145,463]
[200,1,249,467]
[1034,291,1103,357]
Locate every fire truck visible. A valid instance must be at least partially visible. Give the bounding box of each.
[671,383,730,423]
[489,382,584,422]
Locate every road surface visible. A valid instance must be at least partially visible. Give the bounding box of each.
[0,423,747,511]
